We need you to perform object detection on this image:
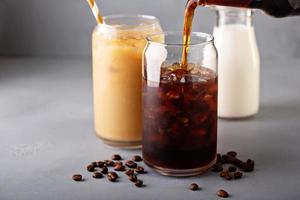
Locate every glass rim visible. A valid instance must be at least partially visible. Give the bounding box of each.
[96,14,160,30]
[147,31,214,47]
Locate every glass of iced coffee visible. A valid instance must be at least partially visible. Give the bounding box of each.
[142,32,218,176]
[92,15,162,148]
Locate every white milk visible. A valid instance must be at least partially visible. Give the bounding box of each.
[213,24,260,118]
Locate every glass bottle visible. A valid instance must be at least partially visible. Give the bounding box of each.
[213,6,260,119]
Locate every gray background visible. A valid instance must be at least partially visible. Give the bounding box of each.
[0,0,299,59]
[1,1,300,200]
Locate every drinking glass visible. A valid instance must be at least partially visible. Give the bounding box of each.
[92,15,162,148]
[142,31,218,176]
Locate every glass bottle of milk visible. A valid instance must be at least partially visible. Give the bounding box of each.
[213,6,260,119]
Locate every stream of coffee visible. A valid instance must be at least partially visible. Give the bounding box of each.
[181,0,252,68]
[181,0,205,69]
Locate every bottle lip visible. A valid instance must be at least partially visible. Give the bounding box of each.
[95,14,160,30]
[147,31,214,47]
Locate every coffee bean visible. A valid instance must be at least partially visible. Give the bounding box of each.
[107,172,118,182]
[225,173,233,180]
[107,175,117,182]
[108,172,118,179]
[132,155,143,162]
[111,154,122,161]
[104,160,115,167]
[228,166,237,172]
[239,162,254,172]
[135,180,143,187]
[234,171,243,179]
[97,161,105,168]
[189,183,199,191]
[93,172,103,179]
[135,166,145,174]
[232,158,242,166]
[86,165,95,172]
[217,189,229,198]
[128,174,137,182]
[246,159,255,167]
[217,154,222,162]
[220,171,227,178]
[212,163,223,172]
[126,160,137,168]
[125,169,135,176]
[72,174,83,182]
[91,162,97,167]
[220,170,232,180]
[226,156,237,164]
[227,151,237,157]
[114,161,123,166]
[101,166,108,174]
[221,154,228,162]
[114,164,125,171]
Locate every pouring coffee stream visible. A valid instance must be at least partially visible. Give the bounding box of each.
[181,0,299,68]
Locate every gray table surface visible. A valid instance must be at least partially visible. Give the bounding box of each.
[1,57,300,200]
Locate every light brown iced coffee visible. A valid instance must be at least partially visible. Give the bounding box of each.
[92,15,162,148]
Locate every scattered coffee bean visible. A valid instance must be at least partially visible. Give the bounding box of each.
[232,158,242,166]
[107,172,118,182]
[86,165,95,172]
[132,155,143,162]
[93,172,103,179]
[217,189,229,198]
[72,174,83,182]
[101,166,108,174]
[228,166,237,172]
[220,170,233,180]
[220,171,227,178]
[212,163,223,172]
[217,154,222,162]
[189,183,199,191]
[234,171,243,179]
[246,159,255,167]
[125,169,135,176]
[226,156,237,164]
[107,175,117,182]
[126,160,137,168]
[114,161,123,166]
[104,160,115,167]
[225,173,233,180]
[111,154,122,161]
[239,162,254,172]
[97,161,105,168]
[227,151,237,157]
[114,164,125,171]
[221,154,228,162]
[135,179,143,187]
[135,166,145,174]
[108,172,118,179]
[128,174,137,182]
[91,162,97,167]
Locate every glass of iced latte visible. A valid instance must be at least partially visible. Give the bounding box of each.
[92,15,162,148]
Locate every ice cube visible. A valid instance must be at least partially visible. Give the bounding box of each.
[183,74,207,83]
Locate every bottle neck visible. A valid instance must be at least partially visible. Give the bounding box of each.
[216,7,253,27]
